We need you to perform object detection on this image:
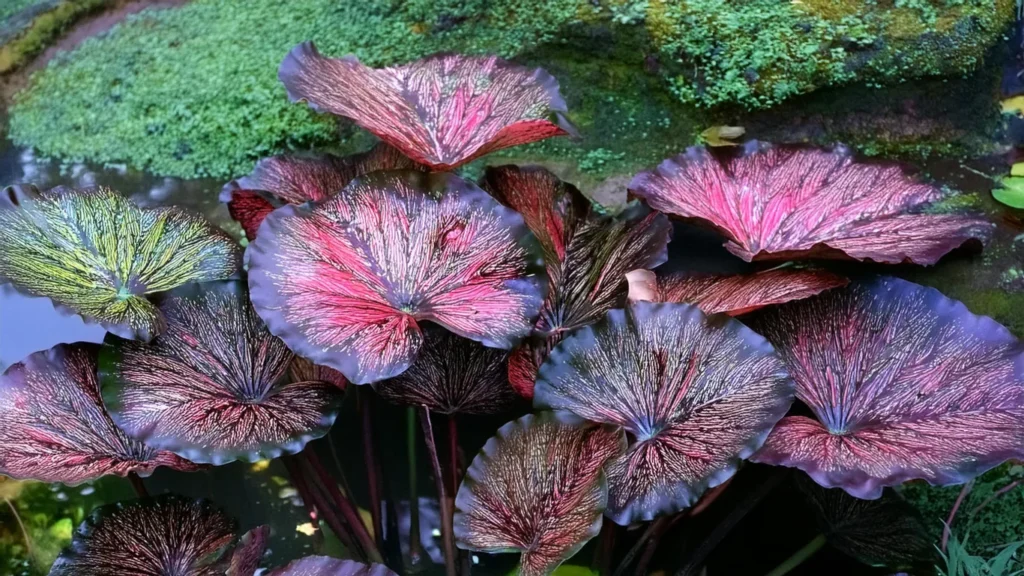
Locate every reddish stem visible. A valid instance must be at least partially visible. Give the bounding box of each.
[420,406,457,576]
[689,477,733,517]
[281,455,338,553]
[942,481,974,552]
[970,478,1022,516]
[614,517,669,576]
[359,388,386,552]
[407,407,424,565]
[127,472,149,498]
[300,450,383,563]
[594,522,617,575]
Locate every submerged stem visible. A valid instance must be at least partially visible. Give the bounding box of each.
[407,407,424,564]
[763,534,827,576]
[942,480,975,552]
[970,478,1023,517]
[613,517,669,576]
[420,406,457,576]
[127,472,149,498]
[281,455,337,553]
[300,449,383,563]
[359,388,386,552]
[4,497,32,561]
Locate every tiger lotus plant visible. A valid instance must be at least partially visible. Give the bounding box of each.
[0,43,1020,576]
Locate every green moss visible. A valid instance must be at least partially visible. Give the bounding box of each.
[0,0,46,24]
[0,0,108,74]
[901,463,1024,559]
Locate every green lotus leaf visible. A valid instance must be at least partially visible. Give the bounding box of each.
[994,177,1024,209]
[0,185,242,341]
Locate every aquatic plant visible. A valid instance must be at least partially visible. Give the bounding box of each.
[1,42,1021,576]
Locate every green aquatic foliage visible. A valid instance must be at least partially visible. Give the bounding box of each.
[939,534,1024,576]
[993,176,1024,209]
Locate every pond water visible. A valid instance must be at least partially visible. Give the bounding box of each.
[0,113,1022,574]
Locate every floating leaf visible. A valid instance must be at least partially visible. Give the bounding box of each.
[750,277,1024,498]
[798,476,934,568]
[279,42,576,170]
[228,525,271,576]
[221,143,421,240]
[0,185,241,340]
[375,326,520,415]
[267,556,398,576]
[481,166,671,398]
[993,176,1024,209]
[700,125,745,147]
[49,495,237,575]
[100,281,344,465]
[1002,95,1024,115]
[454,412,626,576]
[535,302,794,524]
[626,268,848,316]
[629,142,993,264]
[248,170,545,385]
[0,344,197,484]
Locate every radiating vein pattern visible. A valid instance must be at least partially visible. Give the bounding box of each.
[535,302,794,524]
[482,166,671,398]
[267,555,398,576]
[222,143,420,240]
[279,42,575,170]
[0,344,196,484]
[0,185,241,340]
[101,281,343,465]
[376,327,519,415]
[629,142,992,264]
[49,495,237,576]
[751,277,1024,498]
[248,170,545,384]
[454,412,625,576]
[627,268,848,315]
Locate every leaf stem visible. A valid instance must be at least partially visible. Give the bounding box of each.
[613,517,669,576]
[970,479,1023,517]
[763,534,827,576]
[127,472,149,498]
[4,497,32,561]
[359,387,385,552]
[300,449,383,563]
[407,407,424,565]
[420,406,457,576]
[942,480,974,552]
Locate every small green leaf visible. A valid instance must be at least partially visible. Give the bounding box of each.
[993,178,1024,209]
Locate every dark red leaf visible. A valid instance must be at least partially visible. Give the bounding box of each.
[49,495,237,576]
[100,280,344,465]
[750,277,1024,498]
[221,143,421,241]
[279,43,577,170]
[0,344,198,484]
[248,170,546,385]
[534,302,794,524]
[626,268,848,315]
[454,411,626,576]
[375,326,520,414]
[482,166,671,399]
[228,525,271,576]
[289,356,348,391]
[629,142,993,264]
[267,556,397,575]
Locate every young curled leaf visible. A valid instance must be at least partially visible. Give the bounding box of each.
[100,281,344,465]
[626,268,848,316]
[629,142,993,264]
[0,185,241,341]
[454,412,626,576]
[535,302,794,524]
[50,495,237,576]
[375,326,520,415]
[266,555,398,576]
[221,143,421,240]
[248,170,546,385]
[280,43,577,170]
[482,166,671,398]
[751,277,1024,498]
[0,344,198,485]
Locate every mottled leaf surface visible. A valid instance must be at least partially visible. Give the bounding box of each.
[101,281,344,465]
[228,525,271,576]
[629,142,993,264]
[454,412,626,576]
[751,277,1024,498]
[375,326,519,415]
[799,476,933,568]
[49,495,237,576]
[482,166,671,398]
[0,344,197,484]
[279,42,576,170]
[267,556,398,576]
[248,170,545,385]
[627,268,847,316]
[222,143,420,240]
[0,185,241,340]
[535,302,794,524]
